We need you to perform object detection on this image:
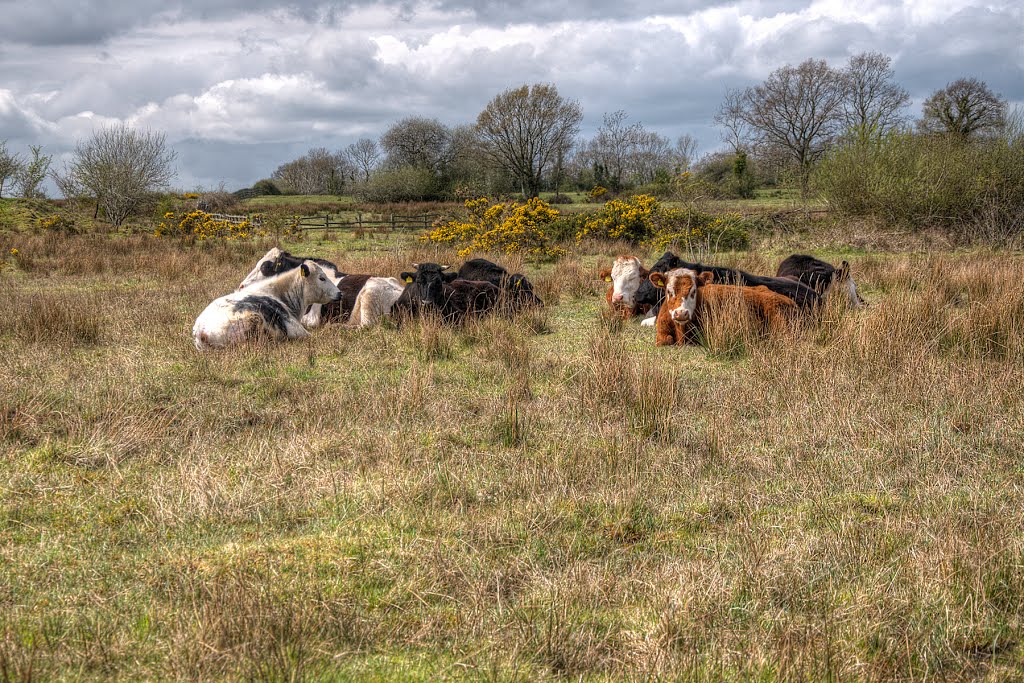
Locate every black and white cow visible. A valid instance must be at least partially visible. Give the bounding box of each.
[776,254,865,308]
[193,261,342,350]
[393,263,501,322]
[634,250,820,325]
[457,258,543,309]
[239,247,343,289]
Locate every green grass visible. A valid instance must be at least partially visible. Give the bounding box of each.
[1,226,1023,680]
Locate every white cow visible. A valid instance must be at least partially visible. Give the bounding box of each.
[348,277,405,328]
[193,261,341,350]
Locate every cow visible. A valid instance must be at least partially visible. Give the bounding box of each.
[598,256,651,319]
[648,268,798,346]
[457,258,544,309]
[193,261,342,350]
[776,254,865,308]
[348,277,405,328]
[239,247,342,290]
[393,263,501,322]
[633,251,820,326]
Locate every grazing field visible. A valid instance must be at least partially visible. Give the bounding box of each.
[1,230,1023,681]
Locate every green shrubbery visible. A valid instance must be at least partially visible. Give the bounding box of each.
[815,127,1024,240]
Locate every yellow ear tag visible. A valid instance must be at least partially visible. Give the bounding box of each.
[404,276,413,283]
[604,276,612,282]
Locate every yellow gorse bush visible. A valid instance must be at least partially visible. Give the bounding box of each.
[36,214,77,232]
[155,210,265,240]
[425,197,565,260]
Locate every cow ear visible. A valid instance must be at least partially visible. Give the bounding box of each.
[698,271,714,285]
[599,268,612,282]
[443,271,458,283]
[649,272,667,289]
[401,272,414,284]
[300,263,311,277]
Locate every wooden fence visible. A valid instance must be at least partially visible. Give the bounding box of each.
[208,212,264,227]
[292,213,438,236]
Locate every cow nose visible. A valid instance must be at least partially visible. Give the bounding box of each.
[671,309,689,322]
[611,293,623,302]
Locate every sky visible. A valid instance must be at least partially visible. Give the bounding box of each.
[1,0,1022,192]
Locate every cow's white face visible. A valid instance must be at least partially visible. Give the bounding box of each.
[609,257,644,308]
[301,261,342,304]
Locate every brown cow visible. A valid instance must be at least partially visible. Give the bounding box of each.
[648,268,798,346]
[598,256,651,319]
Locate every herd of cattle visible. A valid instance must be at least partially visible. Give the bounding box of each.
[191,247,863,350]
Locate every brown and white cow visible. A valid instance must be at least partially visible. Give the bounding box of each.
[598,256,650,319]
[648,268,798,346]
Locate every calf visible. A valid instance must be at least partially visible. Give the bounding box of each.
[393,263,501,322]
[457,258,544,309]
[648,268,797,346]
[776,254,865,307]
[348,277,405,328]
[193,261,341,350]
[598,256,650,318]
[635,251,819,325]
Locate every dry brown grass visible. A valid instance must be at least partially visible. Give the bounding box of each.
[1,233,1023,680]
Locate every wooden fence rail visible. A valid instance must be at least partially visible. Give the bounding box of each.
[293,213,438,236]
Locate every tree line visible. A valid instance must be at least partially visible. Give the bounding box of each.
[0,51,1014,229]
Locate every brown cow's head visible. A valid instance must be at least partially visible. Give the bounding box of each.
[649,268,714,322]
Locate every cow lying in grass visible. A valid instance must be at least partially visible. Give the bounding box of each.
[349,277,405,328]
[776,254,865,307]
[393,263,501,323]
[648,268,798,346]
[457,258,544,310]
[598,256,650,319]
[193,261,341,350]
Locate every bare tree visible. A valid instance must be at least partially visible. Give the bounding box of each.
[345,138,380,182]
[15,145,52,198]
[476,83,583,197]
[714,89,755,154]
[673,134,699,172]
[842,52,910,141]
[918,77,1008,138]
[0,140,23,198]
[380,117,454,174]
[272,148,350,195]
[721,58,847,195]
[61,125,177,226]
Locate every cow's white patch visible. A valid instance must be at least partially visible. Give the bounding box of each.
[640,315,656,327]
[610,257,643,308]
[349,277,404,327]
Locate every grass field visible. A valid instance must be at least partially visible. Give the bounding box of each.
[1,227,1023,680]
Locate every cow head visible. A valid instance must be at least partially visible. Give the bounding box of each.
[506,273,544,307]
[400,263,457,307]
[300,261,343,304]
[602,256,647,309]
[649,268,714,322]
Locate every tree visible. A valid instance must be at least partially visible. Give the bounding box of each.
[0,141,22,198]
[673,134,699,173]
[15,145,52,198]
[476,83,583,197]
[59,125,177,226]
[718,58,847,196]
[380,117,453,175]
[345,138,381,182]
[272,148,350,195]
[918,77,1007,138]
[842,52,910,141]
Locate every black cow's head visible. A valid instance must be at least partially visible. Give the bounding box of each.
[400,263,457,307]
[505,273,544,307]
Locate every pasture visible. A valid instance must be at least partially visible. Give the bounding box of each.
[1,228,1023,681]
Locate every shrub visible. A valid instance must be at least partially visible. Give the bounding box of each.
[356,167,443,203]
[253,179,281,196]
[155,210,264,240]
[815,129,1024,240]
[36,213,78,234]
[424,196,565,260]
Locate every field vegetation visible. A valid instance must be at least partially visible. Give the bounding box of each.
[2,209,1023,679]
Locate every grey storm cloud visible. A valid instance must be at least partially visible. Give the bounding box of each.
[1,0,1022,191]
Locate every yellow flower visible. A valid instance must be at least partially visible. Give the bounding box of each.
[10,248,18,256]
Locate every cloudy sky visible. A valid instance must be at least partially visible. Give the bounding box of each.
[2,0,1022,192]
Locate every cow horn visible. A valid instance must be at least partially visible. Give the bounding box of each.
[412,263,420,269]
[440,265,450,271]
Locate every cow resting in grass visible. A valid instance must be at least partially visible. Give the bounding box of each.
[776,254,865,308]
[348,276,405,328]
[457,258,544,310]
[193,261,341,350]
[598,256,651,319]
[648,268,798,346]
[393,263,501,323]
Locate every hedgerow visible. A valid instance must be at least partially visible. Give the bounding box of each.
[155,210,265,240]
[424,197,566,260]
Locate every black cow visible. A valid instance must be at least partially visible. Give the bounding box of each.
[635,251,821,321]
[457,258,544,309]
[393,263,501,322]
[777,254,865,307]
